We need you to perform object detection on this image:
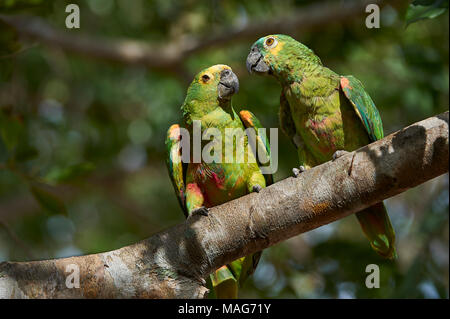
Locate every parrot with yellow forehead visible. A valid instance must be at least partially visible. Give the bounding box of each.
[246,34,396,259]
[165,64,273,298]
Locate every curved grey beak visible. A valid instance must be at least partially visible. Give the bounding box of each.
[246,45,270,74]
[218,68,239,100]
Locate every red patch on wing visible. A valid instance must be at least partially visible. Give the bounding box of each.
[168,124,181,140]
[195,163,208,180]
[239,110,253,126]
[211,172,226,189]
[340,77,353,90]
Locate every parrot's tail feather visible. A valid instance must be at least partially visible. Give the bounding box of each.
[237,251,262,287]
[355,202,397,259]
[210,265,238,299]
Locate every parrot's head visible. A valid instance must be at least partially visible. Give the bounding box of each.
[246,34,322,80]
[186,64,239,104]
[182,65,239,124]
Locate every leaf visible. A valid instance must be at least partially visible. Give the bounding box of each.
[30,185,67,215]
[406,0,449,26]
[44,162,95,183]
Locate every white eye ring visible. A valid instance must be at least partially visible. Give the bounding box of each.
[263,37,278,49]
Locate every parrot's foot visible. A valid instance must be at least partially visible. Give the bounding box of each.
[332,150,349,161]
[292,166,306,177]
[252,185,262,193]
[189,206,209,218]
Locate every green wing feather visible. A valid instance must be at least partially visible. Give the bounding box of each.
[165,124,188,217]
[234,110,269,292]
[239,110,273,186]
[230,251,262,287]
[340,76,383,142]
[210,266,238,299]
[340,76,396,259]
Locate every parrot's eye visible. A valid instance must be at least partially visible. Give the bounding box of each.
[264,37,278,49]
[201,74,210,83]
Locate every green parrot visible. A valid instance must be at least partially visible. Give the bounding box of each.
[246,34,396,259]
[165,64,273,298]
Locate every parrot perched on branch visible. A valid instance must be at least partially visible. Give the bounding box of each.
[246,34,396,259]
[165,64,273,298]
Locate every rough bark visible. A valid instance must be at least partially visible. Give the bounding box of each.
[0,112,448,298]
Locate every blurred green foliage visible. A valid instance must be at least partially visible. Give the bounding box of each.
[0,0,448,298]
[406,0,449,25]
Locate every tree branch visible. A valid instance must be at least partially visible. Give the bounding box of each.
[0,0,407,80]
[0,112,448,298]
